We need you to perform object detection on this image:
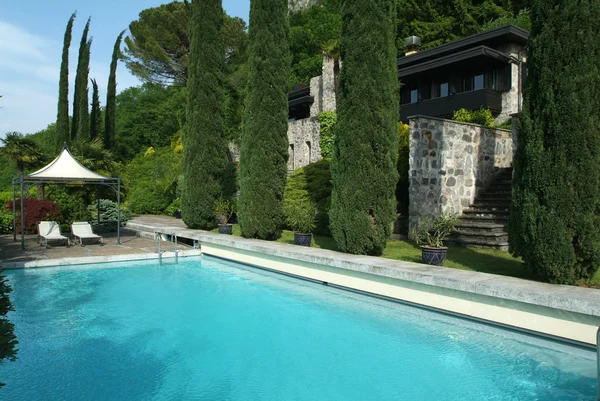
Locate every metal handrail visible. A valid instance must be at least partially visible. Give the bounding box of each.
[172,233,178,264]
[155,232,162,265]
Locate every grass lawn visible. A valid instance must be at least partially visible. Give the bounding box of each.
[212,225,600,287]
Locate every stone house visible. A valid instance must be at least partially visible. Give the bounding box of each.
[285,25,529,247]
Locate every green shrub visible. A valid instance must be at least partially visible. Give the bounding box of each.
[318,111,337,159]
[284,159,332,235]
[46,186,91,226]
[165,198,181,217]
[0,192,13,234]
[88,199,131,232]
[123,147,181,214]
[452,107,496,128]
[284,199,317,233]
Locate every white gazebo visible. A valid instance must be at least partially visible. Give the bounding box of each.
[12,145,121,249]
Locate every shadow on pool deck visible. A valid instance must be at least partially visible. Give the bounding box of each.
[0,231,158,266]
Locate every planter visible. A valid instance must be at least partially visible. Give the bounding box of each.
[294,232,312,247]
[173,210,182,219]
[421,246,448,266]
[218,224,233,235]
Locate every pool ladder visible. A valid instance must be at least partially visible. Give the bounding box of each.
[155,232,179,265]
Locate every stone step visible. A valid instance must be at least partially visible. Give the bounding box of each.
[451,229,509,241]
[478,190,512,197]
[454,221,508,233]
[463,208,510,216]
[448,236,509,251]
[476,194,512,202]
[470,202,511,210]
[459,215,509,224]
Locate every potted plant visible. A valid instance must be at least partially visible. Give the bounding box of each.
[285,199,317,246]
[411,213,460,266]
[214,196,234,235]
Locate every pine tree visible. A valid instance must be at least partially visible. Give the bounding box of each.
[56,12,76,151]
[90,78,101,140]
[509,0,600,284]
[72,18,91,142]
[104,31,125,150]
[181,0,229,229]
[237,0,290,240]
[328,0,399,255]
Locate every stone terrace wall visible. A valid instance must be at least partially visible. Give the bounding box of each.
[408,116,513,232]
[287,117,321,172]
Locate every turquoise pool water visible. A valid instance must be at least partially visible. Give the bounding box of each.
[0,256,597,400]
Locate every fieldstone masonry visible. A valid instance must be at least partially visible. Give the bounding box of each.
[287,118,321,172]
[408,116,513,234]
[288,0,317,12]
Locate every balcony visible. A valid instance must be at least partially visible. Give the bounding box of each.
[399,89,503,121]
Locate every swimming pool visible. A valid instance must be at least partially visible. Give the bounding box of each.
[0,256,597,400]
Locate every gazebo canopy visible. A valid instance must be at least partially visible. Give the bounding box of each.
[13,145,121,249]
[25,147,111,182]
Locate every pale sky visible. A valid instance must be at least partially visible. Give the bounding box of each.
[0,0,250,138]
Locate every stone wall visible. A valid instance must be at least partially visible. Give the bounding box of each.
[496,42,525,124]
[309,55,337,117]
[288,0,317,12]
[287,117,321,172]
[408,116,513,232]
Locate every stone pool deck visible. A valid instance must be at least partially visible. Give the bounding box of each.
[0,230,159,267]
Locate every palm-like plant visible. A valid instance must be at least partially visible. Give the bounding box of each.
[0,132,44,176]
[71,138,116,174]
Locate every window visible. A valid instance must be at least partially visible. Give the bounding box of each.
[463,76,473,92]
[410,89,418,103]
[474,74,484,90]
[440,82,449,97]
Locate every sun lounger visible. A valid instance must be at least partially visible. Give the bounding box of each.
[37,221,70,248]
[71,222,103,246]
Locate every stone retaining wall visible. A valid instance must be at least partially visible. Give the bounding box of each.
[287,117,321,172]
[408,116,513,231]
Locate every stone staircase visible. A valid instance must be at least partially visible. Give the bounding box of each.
[451,168,512,250]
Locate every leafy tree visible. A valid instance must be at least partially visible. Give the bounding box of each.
[56,12,76,151]
[124,1,191,86]
[90,79,102,140]
[0,272,18,387]
[124,147,181,214]
[481,8,531,31]
[114,84,186,161]
[509,0,600,284]
[71,138,116,175]
[181,0,229,229]
[238,0,290,240]
[104,30,125,150]
[329,0,399,255]
[72,18,91,142]
[0,133,44,177]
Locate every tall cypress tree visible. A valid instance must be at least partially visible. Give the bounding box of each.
[328,0,399,256]
[181,0,228,229]
[509,0,600,284]
[104,31,125,150]
[238,0,290,240]
[78,39,92,141]
[90,78,101,140]
[72,18,91,142]
[56,12,76,151]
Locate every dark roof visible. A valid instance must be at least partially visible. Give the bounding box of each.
[397,25,529,69]
[397,46,512,78]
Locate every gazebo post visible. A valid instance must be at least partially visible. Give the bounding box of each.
[117,177,121,245]
[12,179,16,242]
[20,176,25,250]
[97,184,101,226]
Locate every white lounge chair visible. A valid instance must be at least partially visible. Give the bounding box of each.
[37,221,70,248]
[71,222,103,246]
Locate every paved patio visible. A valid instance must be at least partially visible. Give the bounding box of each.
[0,230,158,266]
